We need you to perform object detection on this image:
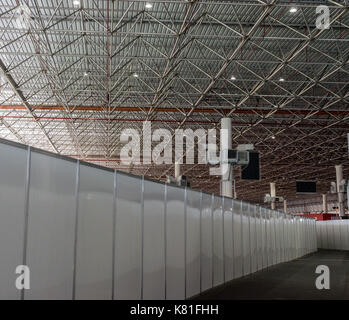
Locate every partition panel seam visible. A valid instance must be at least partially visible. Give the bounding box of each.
[164,184,168,300]
[72,160,80,300]
[21,146,31,301]
[111,170,117,300]
[140,177,145,300]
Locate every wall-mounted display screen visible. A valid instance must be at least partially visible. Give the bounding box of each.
[296,181,316,194]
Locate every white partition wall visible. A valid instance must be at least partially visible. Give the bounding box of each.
[261,208,268,269]
[256,206,263,270]
[165,184,185,300]
[317,220,349,250]
[0,143,27,300]
[0,138,318,300]
[241,201,251,275]
[143,180,165,300]
[115,173,142,300]
[186,189,201,298]
[26,151,77,300]
[200,193,213,292]
[223,197,234,283]
[232,199,243,278]
[250,205,257,273]
[75,164,114,300]
[212,196,224,286]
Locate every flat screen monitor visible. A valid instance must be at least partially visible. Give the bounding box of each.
[296,180,316,194]
[241,152,260,180]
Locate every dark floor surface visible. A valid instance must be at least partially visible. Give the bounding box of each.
[193,250,349,300]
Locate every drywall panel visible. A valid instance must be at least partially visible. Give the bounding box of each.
[223,197,233,282]
[318,221,324,249]
[334,220,341,250]
[296,217,301,257]
[270,211,277,265]
[115,172,142,300]
[280,213,286,262]
[276,213,282,263]
[26,151,76,299]
[323,221,330,249]
[290,216,294,259]
[0,143,27,300]
[201,193,213,291]
[212,196,224,286]
[261,208,268,269]
[327,221,335,250]
[266,210,273,266]
[341,221,349,250]
[249,205,257,273]
[75,164,114,300]
[241,201,251,275]
[233,199,243,278]
[256,206,263,270]
[288,216,293,260]
[316,221,322,249]
[166,185,185,300]
[143,180,165,300]
[186,189,201,298]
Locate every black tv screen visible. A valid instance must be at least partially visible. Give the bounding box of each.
[296,181,316,194]
[241,152,260,180]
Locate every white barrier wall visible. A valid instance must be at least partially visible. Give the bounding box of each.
[316,220,349,251]
[0,138,317,300]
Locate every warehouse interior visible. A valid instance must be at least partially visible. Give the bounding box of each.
[0,0,348,301]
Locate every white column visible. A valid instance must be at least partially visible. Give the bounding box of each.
[174,162,180,180]
[283,199,287,213]
[220,118,233,197]
[270,182,276,210]
[322,194,327,213]
[335,164,345,216]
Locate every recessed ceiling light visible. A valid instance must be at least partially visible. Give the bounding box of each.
[271,135,276,140]
[279,78,285,82]
[289,7,297,13]
[83,72,89,77]
[230,75,236,80]
[133,73,139,78]
[73,0,80,7]
[145,2,153,9]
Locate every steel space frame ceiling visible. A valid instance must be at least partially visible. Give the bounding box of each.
[0,0,348,203]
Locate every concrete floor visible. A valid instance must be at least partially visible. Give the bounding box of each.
[193,250,349,300]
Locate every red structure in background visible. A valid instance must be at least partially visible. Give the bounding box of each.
[295,213,338,221]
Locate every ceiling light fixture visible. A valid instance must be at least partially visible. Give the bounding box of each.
[230,75,236,80]
[73,0,80,7]
[279,78,285,82]
[271,135,276,140]
[145,3,153,9]
[289,7,297,13]
[133,73,139,78]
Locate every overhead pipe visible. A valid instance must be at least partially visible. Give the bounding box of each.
[1,105,349,117]
[1,115,349,130]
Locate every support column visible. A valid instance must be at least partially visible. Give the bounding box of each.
[174,162,180,180]
[322,194,328,213]
[283,199,287,214]
[335,164,345,216]
[270,182,276,210]
[220,118,233,198]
